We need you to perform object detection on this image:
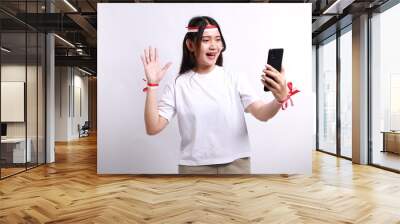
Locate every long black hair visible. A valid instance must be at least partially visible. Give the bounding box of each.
[178,16,226,75]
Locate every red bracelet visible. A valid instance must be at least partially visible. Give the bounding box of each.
[276,82,300,110]
[142,78,159,92]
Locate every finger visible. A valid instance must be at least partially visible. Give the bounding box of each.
[149,46,155,62]
[148,46,152,62]
[265,70,285,85]
[144,48,149,64]
[263,68,280,76]
[147,46,151,62]
[161,62,173,76]
[140,55,146,67]
[261,73,278,85]
[262,68,268,75]
[265,64,279,74]
[263,74,287,95]
[263,75,280,90]
[153,47,156,62]
[264,70,283,86]
[260,79,276,92]
[155,48,159,62]
[261,74,275,83]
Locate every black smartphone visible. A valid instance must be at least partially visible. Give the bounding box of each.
[264,48,284,92]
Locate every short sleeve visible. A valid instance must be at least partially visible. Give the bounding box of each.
[158,83,176,121]
[236,73,260,111]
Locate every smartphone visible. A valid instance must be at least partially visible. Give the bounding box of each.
[264,48,284,92]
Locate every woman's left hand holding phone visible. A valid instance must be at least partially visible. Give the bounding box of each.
[261,64,289,102]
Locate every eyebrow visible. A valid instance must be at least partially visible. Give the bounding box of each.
[202,35,221,38]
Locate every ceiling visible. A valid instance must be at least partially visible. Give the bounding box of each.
[0,0,391,75]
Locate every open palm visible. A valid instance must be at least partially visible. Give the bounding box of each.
[140,46,172,84]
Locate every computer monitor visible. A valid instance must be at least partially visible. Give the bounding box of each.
[1,123,7,137]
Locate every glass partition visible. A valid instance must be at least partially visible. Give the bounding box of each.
[0,1,46,179]
[38,32,45,165]
[27,31,38,169]
[317,35,337,155]
[1,31,28,177]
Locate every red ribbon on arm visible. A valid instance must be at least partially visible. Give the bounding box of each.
[142,78,159,92]
[277,82,300,110]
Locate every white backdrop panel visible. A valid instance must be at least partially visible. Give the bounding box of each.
[98,3,313,174]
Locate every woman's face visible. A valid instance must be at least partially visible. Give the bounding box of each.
[193,28,223,69]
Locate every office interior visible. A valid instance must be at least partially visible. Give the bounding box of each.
[0,0,97,179]
[0,0,400,222]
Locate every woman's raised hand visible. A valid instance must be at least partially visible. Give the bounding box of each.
[140,46,172,84]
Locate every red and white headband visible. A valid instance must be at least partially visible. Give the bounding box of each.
[186,24,218,33]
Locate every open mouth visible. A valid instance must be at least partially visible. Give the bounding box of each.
[206,52,218,60]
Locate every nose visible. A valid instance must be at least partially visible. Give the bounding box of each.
[210,40,217,49]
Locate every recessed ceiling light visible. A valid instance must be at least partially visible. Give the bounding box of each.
[78,67,93,76]
[322,0,355,14]
[54,34,75,48]
[63,0,78,12]
[1,47,11,53]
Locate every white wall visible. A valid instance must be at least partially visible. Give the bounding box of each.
[312,45,317,150]
[55,67,69,141]
[98,3,313,174]
[55,67,89,141]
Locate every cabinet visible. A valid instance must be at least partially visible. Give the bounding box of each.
[382,131,400,154]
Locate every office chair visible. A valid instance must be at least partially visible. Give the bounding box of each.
[79,121,90,138]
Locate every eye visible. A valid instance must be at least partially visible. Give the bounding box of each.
[202,39,209,42]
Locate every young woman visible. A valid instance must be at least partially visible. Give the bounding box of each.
[141,16,290,174]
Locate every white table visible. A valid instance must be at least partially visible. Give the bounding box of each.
[1,138,32,163]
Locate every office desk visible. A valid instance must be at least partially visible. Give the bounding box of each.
[381,131,400,154]
[1,138,31,163]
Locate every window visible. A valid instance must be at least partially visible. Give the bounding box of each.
[340,28,352,158]
[371,2,400,171]
[318,36,337,155]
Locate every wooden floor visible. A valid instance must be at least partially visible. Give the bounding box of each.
[1,135,400,223]
[0,167,26,178]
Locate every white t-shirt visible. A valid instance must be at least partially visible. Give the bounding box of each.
[158,65,260,166]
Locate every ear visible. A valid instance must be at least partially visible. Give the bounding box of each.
[185,39,195,52]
